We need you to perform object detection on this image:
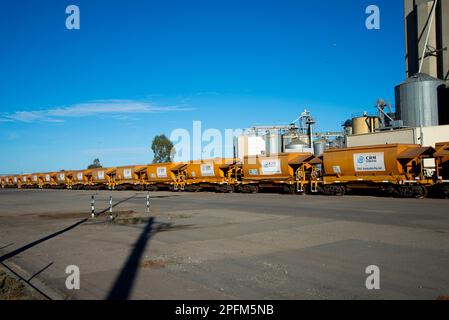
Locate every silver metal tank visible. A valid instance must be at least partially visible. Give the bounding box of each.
[395,73,446,127]
[281,133,296,151]
[313,141,325,156]
[264,133,282,156]
[284,138,311,153]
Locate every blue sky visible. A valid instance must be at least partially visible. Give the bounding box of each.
[0,0,405,174]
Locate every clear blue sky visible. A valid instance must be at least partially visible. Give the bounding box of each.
[0,0,405,174]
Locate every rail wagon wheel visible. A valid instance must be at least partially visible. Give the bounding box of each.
[413,186,428,199]
[282,185,295,194]
[334,185,346,196]
[442,186,449,199]
[386,186,399,197]
[398,186,414,198]
[299,183,309,195]
[249,185,258,194]
[323,185,333,196]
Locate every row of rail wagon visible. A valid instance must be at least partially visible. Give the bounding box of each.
[1,143,449,199]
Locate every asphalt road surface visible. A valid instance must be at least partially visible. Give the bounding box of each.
[0,189,448,300]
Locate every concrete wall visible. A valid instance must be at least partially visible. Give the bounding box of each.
[347,129,416,147]
[347,125,449,147]
[418,124,449,145]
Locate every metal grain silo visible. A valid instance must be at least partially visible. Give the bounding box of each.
[395,73,445,128]
[264,132,282,156]
[313,140,326,156]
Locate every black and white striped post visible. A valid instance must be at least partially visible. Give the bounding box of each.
[91,195,95,218]
[146,191,150,214]
[109,195,113,219]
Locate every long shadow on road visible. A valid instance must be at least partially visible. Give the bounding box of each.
[0,218,88,263]
[106,217,155,300]
[0,193,140,263]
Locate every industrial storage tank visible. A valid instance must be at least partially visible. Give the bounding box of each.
[265,133,282,156]
[395,73,446,127]
[284,138,311,153]
[352,116,379,135]
[313,141,326,156]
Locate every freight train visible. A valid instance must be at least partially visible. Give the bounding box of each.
[2,143,449,199]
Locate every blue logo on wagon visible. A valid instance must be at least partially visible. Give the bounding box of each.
[357,156,365,164]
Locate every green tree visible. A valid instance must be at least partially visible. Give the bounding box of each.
[151,134,174,163]
[88,158,102,169]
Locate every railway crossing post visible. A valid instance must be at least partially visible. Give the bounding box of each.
[146,191,150,214]
[91,195,95,218]
[109,195,113,219]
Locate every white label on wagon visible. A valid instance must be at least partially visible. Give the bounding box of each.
[23,176,27,182]
[261,159,281,175]
[98,171,105,180]
[354,152,385,172]
[249,169,259,176]
[156,167,167,178]
[46,175,50,182]
[200,164,215,177]
[33,175,38,182]
[59,173,65,181]
[14,177,17,183]
[124,169,132,179]
[333,166,341,174]
[77,172,83,180]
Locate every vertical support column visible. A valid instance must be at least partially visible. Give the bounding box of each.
[146,191,150,214]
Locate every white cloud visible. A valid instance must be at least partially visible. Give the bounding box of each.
[0,99,195,123]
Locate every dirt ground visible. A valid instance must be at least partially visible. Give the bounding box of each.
[0,267,41,300]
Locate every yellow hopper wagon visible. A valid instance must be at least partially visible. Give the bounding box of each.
[41,173,56,188]
[29,174,44,189]
[318,144,436,198]
[4,176,14,188]
[182,158,241,193]
[86,168,115,190]
[1,176,8,188]
[110,165,147,190]
[240,153,315,194]
[70,170,90,189]
[52,172,70,189]
[20,174,34,189]
[144,163,179,191]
